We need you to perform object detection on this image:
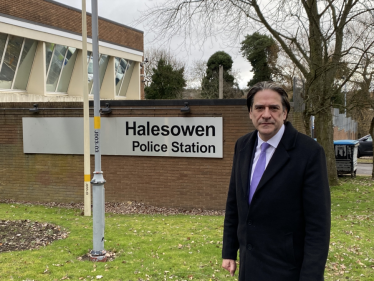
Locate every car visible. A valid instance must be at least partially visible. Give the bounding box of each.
[357,134,373,158]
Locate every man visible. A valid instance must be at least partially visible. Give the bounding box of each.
[222,81,331,280]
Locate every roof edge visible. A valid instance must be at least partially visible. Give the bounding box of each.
[44,0,144,34]
[90,99,248,107]
[0,13,144,53]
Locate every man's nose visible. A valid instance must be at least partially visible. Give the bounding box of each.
[262,107,271,118]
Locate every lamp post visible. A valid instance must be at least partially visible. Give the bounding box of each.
[89,0,106,262]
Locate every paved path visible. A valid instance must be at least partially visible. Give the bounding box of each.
[357,163,372,176]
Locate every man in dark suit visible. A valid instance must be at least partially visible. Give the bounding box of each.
[222,81,331,280]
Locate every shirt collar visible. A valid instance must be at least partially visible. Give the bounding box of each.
[257,124,285,149]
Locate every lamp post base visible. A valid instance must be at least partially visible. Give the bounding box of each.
[89,250,107,262]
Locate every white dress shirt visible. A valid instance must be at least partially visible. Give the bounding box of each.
[250,124,285,183]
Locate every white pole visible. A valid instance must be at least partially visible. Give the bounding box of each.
[82,0,91,217]
[344,83,347,115]
[219,65,223,99]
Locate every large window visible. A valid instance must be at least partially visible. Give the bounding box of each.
[0,33,7,58]
[88,52,109,94]
[45,43,54,73]
[56,47,77,92]
[46,44,77,93]
[99,54,109,88]
[0,34,137,96]
[0,33,37,90]
[13,39,38,90]
[46,44,67,92]
[115,57,134,97]
[87,51,94,92]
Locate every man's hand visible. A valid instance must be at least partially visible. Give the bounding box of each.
[222,259,236,276]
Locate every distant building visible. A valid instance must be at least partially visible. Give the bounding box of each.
[0,0,144,102]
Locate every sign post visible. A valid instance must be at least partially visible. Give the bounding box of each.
[90,0,106,262]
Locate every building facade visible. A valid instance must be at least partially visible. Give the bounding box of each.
[0,100,307,210]
[0,0,144,102]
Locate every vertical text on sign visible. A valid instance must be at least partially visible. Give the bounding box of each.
[95,130,99,152]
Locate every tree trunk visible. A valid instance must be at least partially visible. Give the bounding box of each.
[369,117,374,179]
[303,110,311,137]
[315,108,338,186]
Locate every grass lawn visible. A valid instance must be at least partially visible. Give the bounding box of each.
[0,177,373,280]
[327,176,374,280]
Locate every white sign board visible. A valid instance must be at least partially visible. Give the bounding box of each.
[23,117,223,158]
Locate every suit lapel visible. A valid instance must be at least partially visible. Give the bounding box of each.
[239,132,257,199]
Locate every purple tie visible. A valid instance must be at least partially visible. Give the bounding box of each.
[249,142,270,204]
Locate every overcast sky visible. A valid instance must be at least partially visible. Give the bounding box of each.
[54,0,252,88]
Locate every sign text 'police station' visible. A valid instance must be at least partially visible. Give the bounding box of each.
[124,118,222,157]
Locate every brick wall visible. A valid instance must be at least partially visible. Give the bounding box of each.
[0,100,301,210]
[290,111,306,135]
[0,0,143,52]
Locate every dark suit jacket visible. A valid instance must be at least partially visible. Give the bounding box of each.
[222,122,331,281]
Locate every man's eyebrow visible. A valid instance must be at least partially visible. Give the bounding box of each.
[254,104,280,108]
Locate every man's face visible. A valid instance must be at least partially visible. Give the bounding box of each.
[249,89,287,141]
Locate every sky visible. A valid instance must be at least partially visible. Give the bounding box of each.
[54,0,253,89]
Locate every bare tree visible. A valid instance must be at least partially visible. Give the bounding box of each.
[348,51,374,177]
[139,0,374,185]
[185,59,207,89]
[186,59,242,95]
[201,71,243,99]
[143,48,186,86]
[348,55,374,111]
[270,48,305,99]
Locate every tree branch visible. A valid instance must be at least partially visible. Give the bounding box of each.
[250,0,309,76]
